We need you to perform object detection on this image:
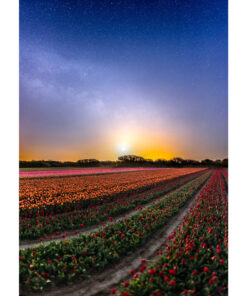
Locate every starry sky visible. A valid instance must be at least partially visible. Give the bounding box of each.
[20,0,228,161]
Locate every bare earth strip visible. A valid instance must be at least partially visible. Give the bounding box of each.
[19,172,205,250]
[22,173,211,296]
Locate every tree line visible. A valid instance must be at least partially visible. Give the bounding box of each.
[19,155,228,168]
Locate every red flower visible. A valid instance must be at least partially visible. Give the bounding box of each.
[169,269,176,275]
[130,269,135,275]
[164,276,169,281]
[82,249,87,255]
[124,281,129,287]
[169,280,176,287]
[149,268,157,275]
[32,251,37,255]
[192,270,197,275]
[123,292,130,296]
[209,276,217,284]
[220,259,224,264]
[26,278,31,282]
[203,267,209,273]
[80,224,83,228]
[139,265,147,272]
[29,264,34,269]
[111,289,116,294]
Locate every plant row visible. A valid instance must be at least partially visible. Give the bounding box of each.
[221,169,228,192]
[120,169,228,296]
[19,168,206,218]
[20,170,206,241]
[19,171,211,293]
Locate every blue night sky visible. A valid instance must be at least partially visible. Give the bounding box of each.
[20,0,228,161]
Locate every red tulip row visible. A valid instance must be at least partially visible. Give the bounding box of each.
[20,170,206,241]
[221,169,228,191]
[120,169,228,296]
[19,172,210,293]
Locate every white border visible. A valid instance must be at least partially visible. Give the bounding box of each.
[0,1,19,294]
[229,0,247,295]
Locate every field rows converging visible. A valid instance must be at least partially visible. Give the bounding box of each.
[19,170,211,294]
[20,169,207,245]
[119,169,228,296]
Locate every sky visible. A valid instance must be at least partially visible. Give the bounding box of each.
[19,0,228,161]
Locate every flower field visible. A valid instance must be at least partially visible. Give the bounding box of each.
[20,169,206,241]
[19,171,211,293]
[19,168,228,295]
[120,169,227,296]
[19,168,205,216]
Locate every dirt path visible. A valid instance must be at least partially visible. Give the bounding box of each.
[21,174,211,296]
[20,173,204,250]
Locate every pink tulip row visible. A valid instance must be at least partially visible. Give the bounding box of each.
[19,167,163,178]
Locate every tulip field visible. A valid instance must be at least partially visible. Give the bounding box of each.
[19,168,228,295]
[120,169,228,296]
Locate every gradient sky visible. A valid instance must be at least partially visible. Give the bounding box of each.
[20,0,228,161]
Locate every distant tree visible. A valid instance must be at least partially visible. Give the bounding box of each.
[155,159,168,167]
[77,159,100,167]
[222,158,228,167]
[184,159,200,167]
[172,157,184,163]
[118,155,145,162]
[201,159,214,167]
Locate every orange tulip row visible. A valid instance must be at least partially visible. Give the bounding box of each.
[20,168,205,211]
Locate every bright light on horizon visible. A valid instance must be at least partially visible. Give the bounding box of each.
[117,143,130,155]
